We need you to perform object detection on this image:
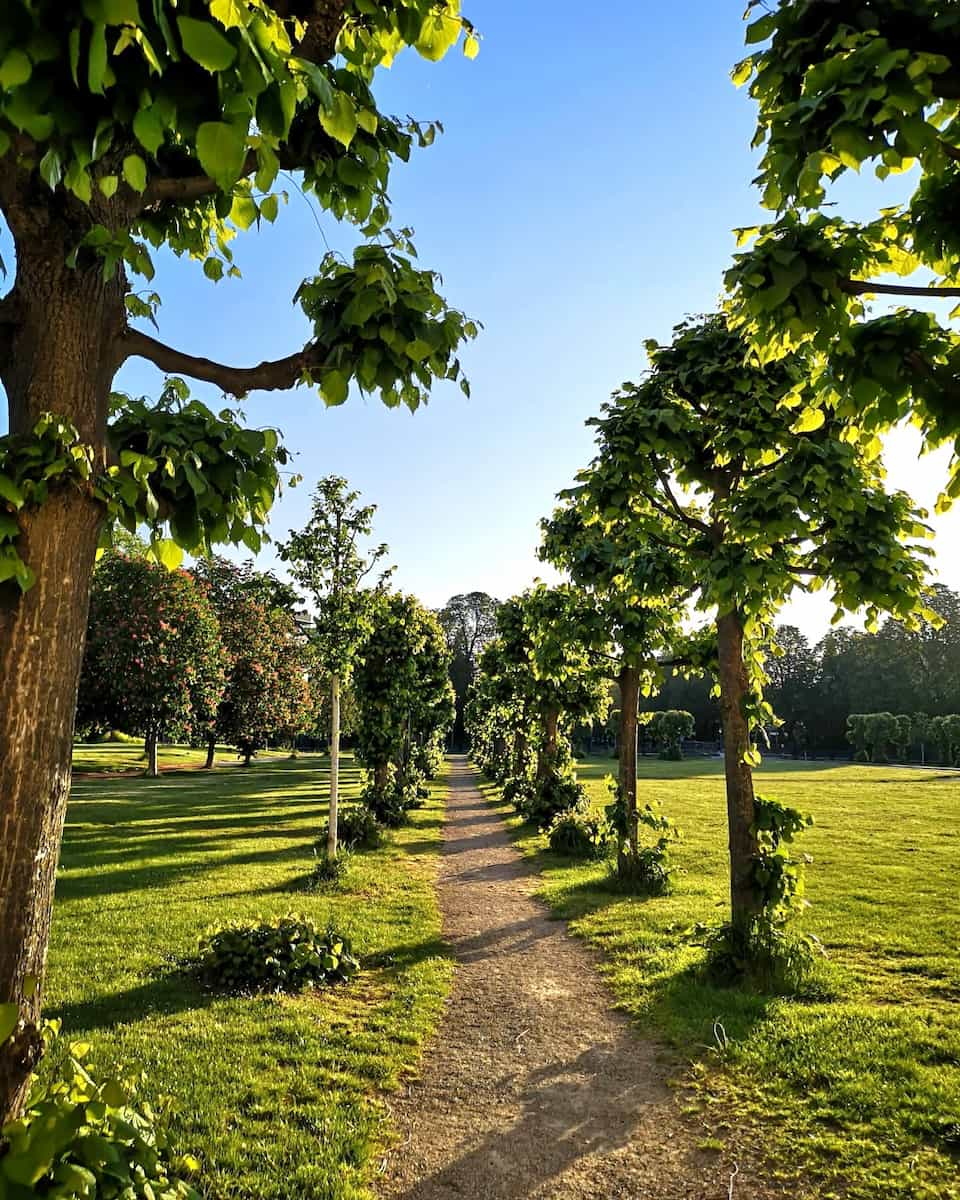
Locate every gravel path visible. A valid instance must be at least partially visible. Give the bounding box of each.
[377,757,775,1200]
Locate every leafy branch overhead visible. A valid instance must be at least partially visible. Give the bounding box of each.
[726,0,960,498]
[0,1,479,408]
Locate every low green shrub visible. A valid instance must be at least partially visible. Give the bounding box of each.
[547,807,612,859]
[362,768,425,828]
[0,1030,200,1199]
[197,915,359,993]
[307,847,354,889]
[502,775,534,813]
[694,920,824,993]
[606,782,682,893]
[328,806,384,850]
[523,774,585,829]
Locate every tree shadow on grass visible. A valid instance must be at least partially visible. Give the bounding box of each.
[55,838,320,901]
[48,970,216,1035]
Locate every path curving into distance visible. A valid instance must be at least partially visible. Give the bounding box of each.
[376,757,778,1200]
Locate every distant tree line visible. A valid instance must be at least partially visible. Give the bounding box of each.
[638,584,960,757]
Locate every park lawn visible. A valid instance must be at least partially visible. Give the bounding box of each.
[71,741,290,775]
[46,753,452,1200]
[480,758,960,1200]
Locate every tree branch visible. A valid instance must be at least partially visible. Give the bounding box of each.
[121,326,319,396]
[651,455,712,533]
[843,278,960,299]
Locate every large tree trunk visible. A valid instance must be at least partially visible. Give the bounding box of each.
[617,663,640,873]
[716,609,760,932]
[327,672,340,858]
[374,762,390,792]
[0,203,124,1124]
[205,732,216,770]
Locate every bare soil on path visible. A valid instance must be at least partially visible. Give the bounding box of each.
[377,757,778,1200]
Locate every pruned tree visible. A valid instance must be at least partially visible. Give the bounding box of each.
[0,1,477,1123]
[641,710,695,760]
[578,314,933,944]
[353,590,454,823]
[77,550,225,774]
[279,476,390,858]
[540,493,692,875]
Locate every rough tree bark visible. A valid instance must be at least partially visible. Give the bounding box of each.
[536,705,560,786]
[205,732,216,770]
[617,663,640,875]
[716,608,760,932]
[0,211,124,1124]
[327,672,340,858]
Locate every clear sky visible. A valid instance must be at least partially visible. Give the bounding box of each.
[3,1,958,639]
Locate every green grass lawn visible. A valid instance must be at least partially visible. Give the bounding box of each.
[47,753,452,1200]
[70,741,288,774]
[480,757,960,1200]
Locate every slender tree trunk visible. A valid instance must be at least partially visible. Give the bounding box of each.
[328,672,340,859]
[145,728,159,777]
[374,762,390,792]
[0,209,125,1123]
[205,732,216,770]
[716,609,760,932]
[617,664,640,873]
[536,706,560,785]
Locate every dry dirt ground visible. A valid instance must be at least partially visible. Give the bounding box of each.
[377,757,781,1200]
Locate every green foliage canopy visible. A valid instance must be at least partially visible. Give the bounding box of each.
[727,0,960,498]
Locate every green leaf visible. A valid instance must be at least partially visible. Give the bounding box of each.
[319,91,357,149]
[791,407,826,434]
[210,0,246,28]
[0,476,25,508]
[176,16,236,72]
[196,121,248,190]
[39,148,62,190]
[122,153,147,192]
[321,370,349,406]
[259,193,279,223]
[230,195,258,230]
[0,49,32,89]
[417,12,461,62]
[154,538,184,571]
[745,13,777,44]
[405,338,433,362]
[0,1003,17,1045]
[133,105,164,155]
[99,174,119,198]
[203,256,224,281]
[88,22,108,94]
[356,108,378,135]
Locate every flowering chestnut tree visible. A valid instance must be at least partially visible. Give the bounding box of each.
[77,551,225,774]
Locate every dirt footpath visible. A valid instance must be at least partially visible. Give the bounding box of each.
[377,757,775,1200]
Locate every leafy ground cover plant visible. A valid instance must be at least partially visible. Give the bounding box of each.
[547,807,612,860]
[197,914,358,994]
[328,806,385,851]
[606,781,683,894]
[0,1028,199,1200]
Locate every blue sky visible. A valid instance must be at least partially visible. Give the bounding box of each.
[4,1,959,637]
